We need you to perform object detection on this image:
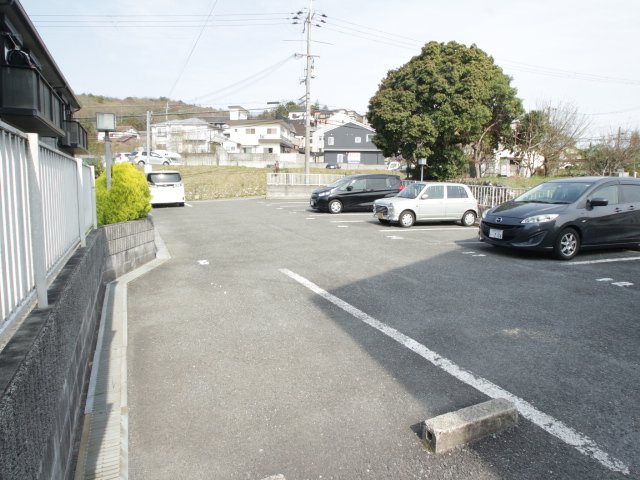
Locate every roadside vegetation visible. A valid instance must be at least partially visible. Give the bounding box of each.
[151,165,548,202]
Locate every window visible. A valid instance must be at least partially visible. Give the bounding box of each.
[366,134,374,142]
[447,185,469,199]
[425,185,445,199]
[327,137,334,146]
[367,178,388,190]
[621,184,640,203]
[267,128,277,134]
[355,137,362,143]
[246,128,256,134]
[351,178,367,190]
[592,185,620,205]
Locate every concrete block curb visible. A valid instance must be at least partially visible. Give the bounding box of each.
[422,398,518,453]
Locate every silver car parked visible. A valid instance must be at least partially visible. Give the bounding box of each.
[373,182,478,228]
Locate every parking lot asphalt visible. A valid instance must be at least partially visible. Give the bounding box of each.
[126,199,640,479]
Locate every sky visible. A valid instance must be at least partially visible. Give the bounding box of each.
[19,0,640,142]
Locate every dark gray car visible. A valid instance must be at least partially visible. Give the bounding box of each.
[479,176,640,259]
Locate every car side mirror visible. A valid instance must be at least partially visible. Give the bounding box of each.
[589,197,609,207]
[346,186,353,191]
[421,194,429,200]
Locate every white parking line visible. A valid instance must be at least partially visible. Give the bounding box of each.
[279,268,629,476]
[331,220,369,223]
[379,227,472,232]
[566,256,640,265]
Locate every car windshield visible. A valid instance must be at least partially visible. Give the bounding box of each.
[515,182,593,204]
[396,182,426,199]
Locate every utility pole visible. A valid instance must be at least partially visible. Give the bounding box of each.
[303,0,313,178]
[147,111,152,155]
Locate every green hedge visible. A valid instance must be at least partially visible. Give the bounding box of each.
[96,163,151,225]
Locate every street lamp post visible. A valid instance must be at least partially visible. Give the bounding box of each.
[96,112,117,190]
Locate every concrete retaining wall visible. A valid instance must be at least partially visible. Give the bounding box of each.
[103,217,157,282]
[0,217,157,480]
[266,184,318,200]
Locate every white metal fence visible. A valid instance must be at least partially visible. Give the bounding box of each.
[267,173,344,185]
[468,185,527,211]
[0,121,96,336]
[266,174,529,209]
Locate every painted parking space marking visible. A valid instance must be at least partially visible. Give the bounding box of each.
[279,268,629,476]
[597,278,634,287]
[565,256,640,265]
[380,227,471,232]
[331,220,369,223]
[462,251,486,257]
[386,235,404,240]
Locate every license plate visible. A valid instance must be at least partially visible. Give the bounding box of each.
[489,228,503,239]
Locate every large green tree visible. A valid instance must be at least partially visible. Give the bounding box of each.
[367,41,523,179]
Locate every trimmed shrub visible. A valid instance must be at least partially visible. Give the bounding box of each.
[96,163,151,225]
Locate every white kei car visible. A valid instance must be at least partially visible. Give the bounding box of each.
[373,182,478,228]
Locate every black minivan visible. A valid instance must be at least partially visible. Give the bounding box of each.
[479,176,640,260]
[310,174,403,214]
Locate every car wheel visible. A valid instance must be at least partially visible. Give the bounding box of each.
[163,161,170,166]
[137,160,145,166]
[398,210,415,228]
[328,199,343,214]
[461,210,477,227]
[554,227,580,260]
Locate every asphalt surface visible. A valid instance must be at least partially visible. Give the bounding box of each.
[126,198,640,479]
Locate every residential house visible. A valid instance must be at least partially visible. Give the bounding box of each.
[323,121,384,166]
[309,111,363,155]
[0,0,88,154]
[97,125,139,143]
[314,108,365,126]
[151,118,228,154]
[225,116,298,154]
[482,146,545,177]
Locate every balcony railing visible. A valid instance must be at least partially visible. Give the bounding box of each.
[60,120,89,153]
[0,65,64,137]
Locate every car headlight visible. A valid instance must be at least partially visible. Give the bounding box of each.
[318,191,331,197]
[387,204,394,212]
[521,214,559,224]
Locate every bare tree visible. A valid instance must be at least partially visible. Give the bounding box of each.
[537,101,590,175]
[507,101,590,176]
[582,129,640,176]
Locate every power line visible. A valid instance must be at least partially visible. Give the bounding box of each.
[167,0,220,100]
[189,55,296,104]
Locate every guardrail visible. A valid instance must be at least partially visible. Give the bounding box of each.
[0,121,96,337]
